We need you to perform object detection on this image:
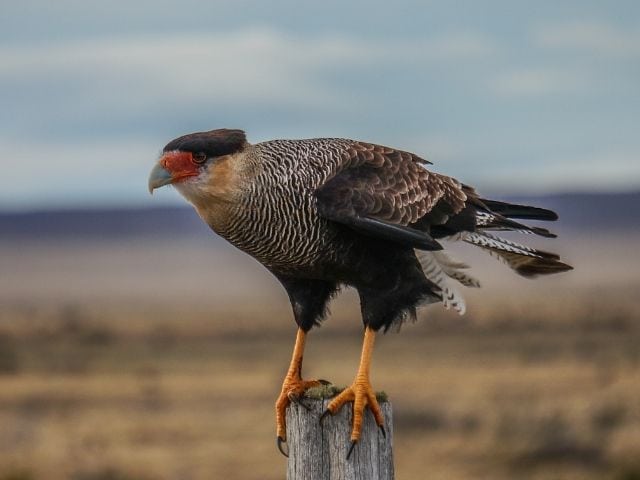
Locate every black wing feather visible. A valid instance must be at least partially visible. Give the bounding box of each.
[480,199,559,221]
[315,141,465,250]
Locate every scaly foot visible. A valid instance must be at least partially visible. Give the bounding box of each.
[321,379,385,458]
[319,327,384,459]
[276,375,325,456]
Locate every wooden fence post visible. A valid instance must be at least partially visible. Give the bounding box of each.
[285,388,394,480]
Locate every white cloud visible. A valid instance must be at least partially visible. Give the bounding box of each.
[400,133,470,165]
[536,151,640,189]
[534,21,640,57]
[488,21,640,98]
[0,28,497,117]
[481,150,640,192]
[407,31,498,60]
[491,67,589,96]
[0,136,162,207]
[0,29,353,111]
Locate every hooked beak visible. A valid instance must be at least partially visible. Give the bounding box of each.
[148,162,173,194]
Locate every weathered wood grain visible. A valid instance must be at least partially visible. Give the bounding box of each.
[286,397,394,480]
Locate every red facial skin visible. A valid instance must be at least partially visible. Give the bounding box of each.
[160,151,200,183]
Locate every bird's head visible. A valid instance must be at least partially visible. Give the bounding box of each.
[148,128,248,202]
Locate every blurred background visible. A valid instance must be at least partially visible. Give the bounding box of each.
[1,1,639,479]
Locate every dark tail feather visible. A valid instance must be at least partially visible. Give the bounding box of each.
[463,231,573,278]
[512,256,574,278]
[488,250,573,278]
[477,214,557,238]
[480,199,559,221]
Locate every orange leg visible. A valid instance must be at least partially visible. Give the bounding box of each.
[275,328,322,452]
[324,327,384,456]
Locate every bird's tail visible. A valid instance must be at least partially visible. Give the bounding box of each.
[461,230,573,278]
[468,197,573,278]
[417,198,572,314]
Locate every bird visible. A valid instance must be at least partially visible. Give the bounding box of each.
[148,128,572,457]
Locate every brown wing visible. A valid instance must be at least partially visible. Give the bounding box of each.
[315,141,469,250]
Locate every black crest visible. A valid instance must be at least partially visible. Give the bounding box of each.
[163,129,247,157]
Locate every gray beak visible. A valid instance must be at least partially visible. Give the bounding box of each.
[148,163,173,194]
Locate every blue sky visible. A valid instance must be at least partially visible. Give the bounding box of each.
[1,1,639,209]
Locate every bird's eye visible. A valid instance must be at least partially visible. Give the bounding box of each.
[192,152,207,164]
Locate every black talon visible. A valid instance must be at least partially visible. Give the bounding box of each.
[379,425,386,439]
[277,436,289,458]
[319,409,332,424]
[346,440,357,460]
[318,379,331,385]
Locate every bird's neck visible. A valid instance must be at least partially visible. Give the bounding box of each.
[176,147,258,234]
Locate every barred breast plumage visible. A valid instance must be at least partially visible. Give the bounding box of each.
[219,138,355,273]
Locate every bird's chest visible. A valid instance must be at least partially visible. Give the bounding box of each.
[217,185,340,273]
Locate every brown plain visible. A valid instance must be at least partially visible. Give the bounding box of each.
[0,232,638,480]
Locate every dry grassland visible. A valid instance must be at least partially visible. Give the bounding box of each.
[0,291,639,480]
[0,236,638,479]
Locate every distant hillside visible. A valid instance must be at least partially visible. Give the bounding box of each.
[0,191,638,239]
[0,206,211,240]
[499,191,640,232]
